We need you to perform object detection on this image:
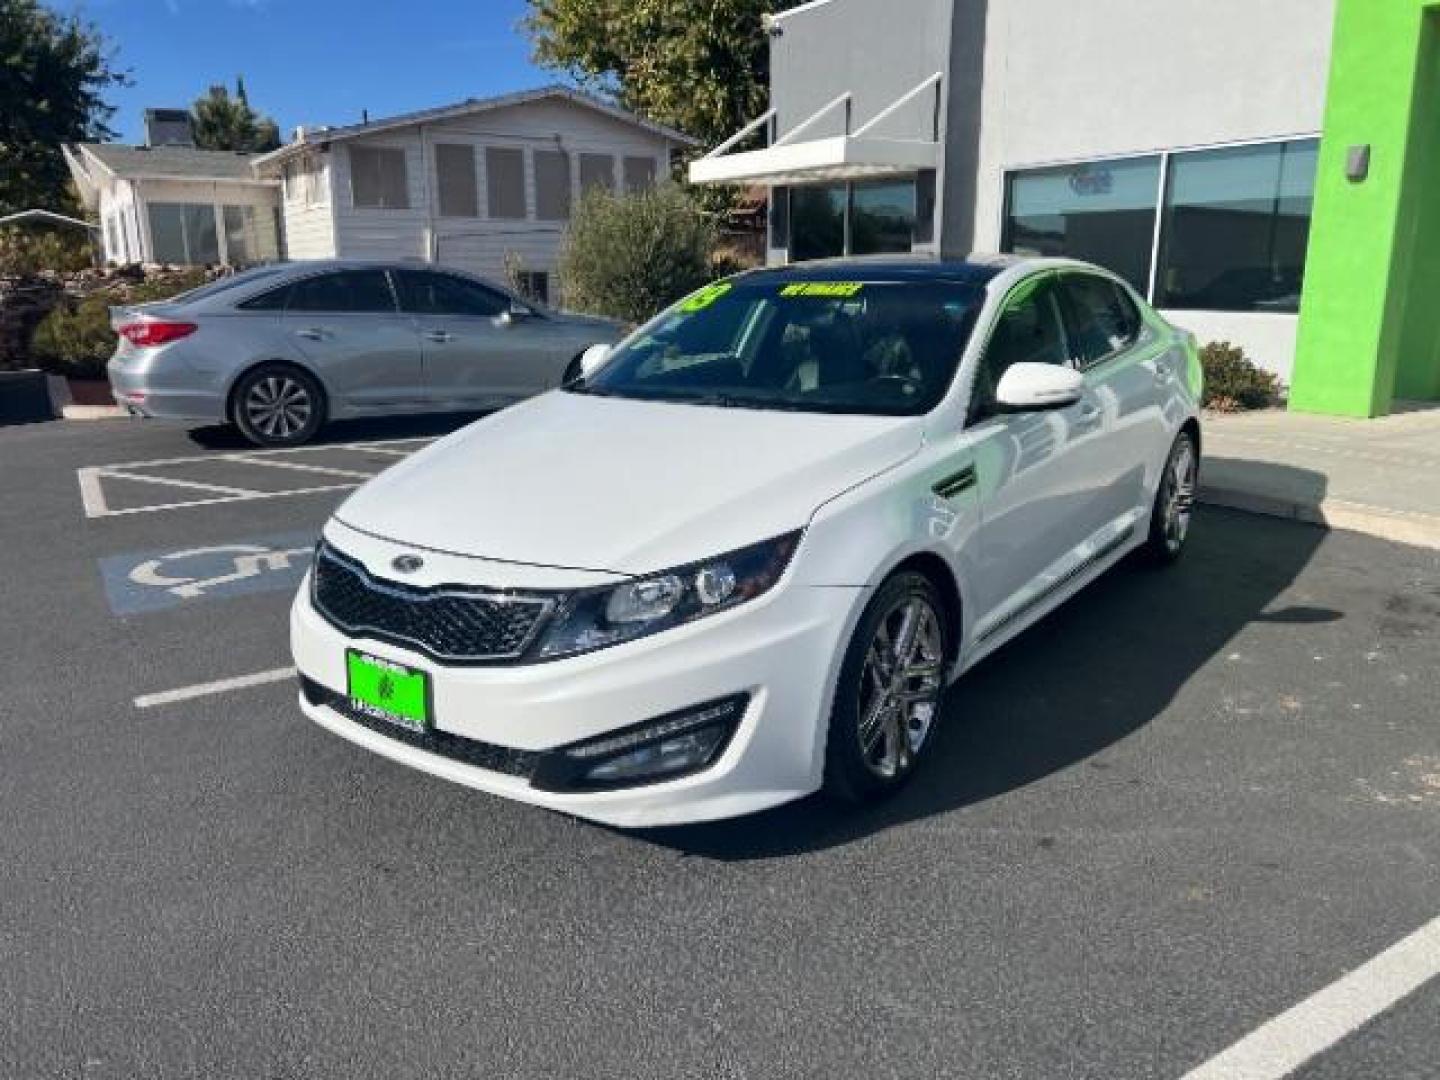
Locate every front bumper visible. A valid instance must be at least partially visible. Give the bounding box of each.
[289,557,864,828]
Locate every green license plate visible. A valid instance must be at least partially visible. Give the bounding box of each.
[346,650,431,733]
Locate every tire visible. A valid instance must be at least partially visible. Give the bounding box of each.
[231,363,325,447]
[823,571,952,805]
[561,355,584,386]
[1142,428,1199,565]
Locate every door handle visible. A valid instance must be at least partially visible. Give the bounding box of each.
[295,327,329,341]
[423,330,454,343]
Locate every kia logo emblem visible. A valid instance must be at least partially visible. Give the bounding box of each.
[391,554,424,574]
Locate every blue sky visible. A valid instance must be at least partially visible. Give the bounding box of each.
[55,0,560,144]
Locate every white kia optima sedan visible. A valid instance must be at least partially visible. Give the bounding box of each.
[291,256,1203,827]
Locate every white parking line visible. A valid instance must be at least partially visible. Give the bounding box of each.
[1180,915,1440,1080]
[77,437,435,518]
[133,666,296,709]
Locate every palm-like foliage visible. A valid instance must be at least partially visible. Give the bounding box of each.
[190,79,280,153]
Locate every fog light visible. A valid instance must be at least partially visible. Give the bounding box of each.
[530,694,749,792]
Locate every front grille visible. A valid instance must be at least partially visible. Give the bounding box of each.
[301,677,540,780]
[312,544,552,664]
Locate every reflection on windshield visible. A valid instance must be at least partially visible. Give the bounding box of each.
[571,280,985,416]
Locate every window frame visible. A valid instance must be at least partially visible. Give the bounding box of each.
[434,143,480,218]
[967,271,1070,426]
[485,146,528,220]
[1055,271,1147,373]
[348,145,411,210]
[394,267,516,319]
[999,133,1322,313]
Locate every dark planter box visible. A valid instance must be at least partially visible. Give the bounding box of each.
[0,369,58,425]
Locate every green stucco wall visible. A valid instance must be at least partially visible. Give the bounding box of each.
[1290,0,1440,415]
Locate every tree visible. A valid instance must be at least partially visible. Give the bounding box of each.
[525,0,769,151]
[559,185,717,324]
[0,0,128,214]
[190,79,281,153]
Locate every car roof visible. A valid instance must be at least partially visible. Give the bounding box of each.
[736,254,1023,288]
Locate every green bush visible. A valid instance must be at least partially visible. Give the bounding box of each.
[559,185,718,324]
[1201,341,1281,411]
[30,295,114,378]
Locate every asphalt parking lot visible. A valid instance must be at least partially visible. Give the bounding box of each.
[2,414,1438,1079]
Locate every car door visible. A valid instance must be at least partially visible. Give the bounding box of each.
[954,273,1108,634]
[278,268,426,413]
[395,269,566,406]
[1055,272,1167,530]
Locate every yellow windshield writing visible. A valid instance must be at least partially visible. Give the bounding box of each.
[676,282,733,312]
[779,282,866,298]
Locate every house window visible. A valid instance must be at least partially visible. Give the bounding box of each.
[486,147,527,219]
[285,155,323,205]
[222,205,279,266]
[1156,139,1319,313]
[148,203,220,264]
[435,143,479,218]
[104,216,118,261]
[579,153,615,193]
[514,270,550,305]
[850,179,916,255]
[349,146,410,209]
[623,156,657,193]
[1003,155,1162,293]
[534,150,571,220]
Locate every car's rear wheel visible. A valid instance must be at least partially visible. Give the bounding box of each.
[1143,428,1199,564]
[823,572,951,804]
[232,363,325,447]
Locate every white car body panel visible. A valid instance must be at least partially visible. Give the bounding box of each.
[291,256,1203,827]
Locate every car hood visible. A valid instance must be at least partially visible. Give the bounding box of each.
[335,391,924,575]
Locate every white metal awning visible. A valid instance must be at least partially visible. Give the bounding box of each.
[689,73,943,187]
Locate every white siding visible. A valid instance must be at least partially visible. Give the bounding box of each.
[279,153,338,259]
[309,97,673,284]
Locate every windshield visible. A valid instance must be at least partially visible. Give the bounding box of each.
[572,279,986,416]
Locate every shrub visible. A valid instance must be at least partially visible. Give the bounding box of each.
[30,296,114,378]
[559,185,718,324]
[1200,341,1281,411]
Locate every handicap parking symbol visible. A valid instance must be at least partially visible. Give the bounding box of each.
[99,530,318,615]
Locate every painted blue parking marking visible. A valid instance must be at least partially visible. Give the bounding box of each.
[99,530,318,615]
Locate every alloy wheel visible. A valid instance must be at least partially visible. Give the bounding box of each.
[1162,438,1197,554]
[244,375,313,441]
[856,596,945,780]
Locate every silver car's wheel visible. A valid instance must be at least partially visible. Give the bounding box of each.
[233,365,324,447]
[857,595,945,779]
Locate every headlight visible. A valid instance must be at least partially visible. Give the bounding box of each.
[533,531,801,660]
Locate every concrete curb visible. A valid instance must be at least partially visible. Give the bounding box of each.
[60,403,126,420]
[1198,483,1440,552]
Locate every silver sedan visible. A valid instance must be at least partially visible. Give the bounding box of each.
[107,260,623,446]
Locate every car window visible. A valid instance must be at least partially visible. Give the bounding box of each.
[285,270,396,314]
[396,269,508,317]
[971,274,1066,417]
[1059,273,1142,369]
[238,282,293,311]
[172,265,288,305]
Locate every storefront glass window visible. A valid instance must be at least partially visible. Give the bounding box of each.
[1156,139,1319,313]
[850,180,917,255]
[790,184,847,262]
[1003,155,1161,292]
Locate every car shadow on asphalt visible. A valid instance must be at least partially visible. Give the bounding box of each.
[184,411,489,450]
[634,496,1341,862]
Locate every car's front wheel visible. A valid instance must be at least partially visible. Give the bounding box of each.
[823,571,951,804]
[232,363,325,447]
[1143,428,1199,564]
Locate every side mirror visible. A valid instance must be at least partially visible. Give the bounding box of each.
[993,362,1084,412]
[578,343,612,379]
